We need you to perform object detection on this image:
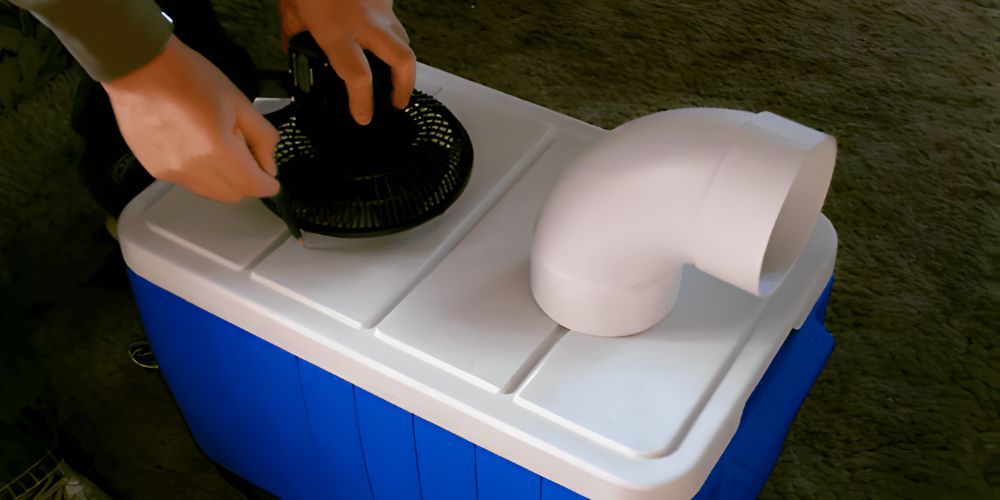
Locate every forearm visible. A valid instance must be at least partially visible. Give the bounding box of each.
[8,0,173,82]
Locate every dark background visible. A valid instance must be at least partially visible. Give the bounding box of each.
[0,0,996,498]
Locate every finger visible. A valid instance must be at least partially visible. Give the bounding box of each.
[278,0,305,52]
[281,26,305,53]
[357,27,415,109]
[389,19,410,44]
[236,103,280,177]
[318,37,373,125]
[222,136,281,198]
[180,171,244,204]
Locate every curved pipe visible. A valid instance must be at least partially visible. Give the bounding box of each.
[530,108,837,337]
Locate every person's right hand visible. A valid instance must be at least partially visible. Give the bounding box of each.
[101,34,280,204]
[278,0,416,125]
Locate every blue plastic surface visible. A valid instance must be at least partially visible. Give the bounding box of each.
[298,361,374,499]
[693,278,835,499]
[129,271,321,498]
[476,447,541,500]
[355,388,424,499]
[542,478,588,500]
[127,268,834,499]
[414,416,478,499]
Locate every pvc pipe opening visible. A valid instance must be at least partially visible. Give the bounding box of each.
[758,135,837,294]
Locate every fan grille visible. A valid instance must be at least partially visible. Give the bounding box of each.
[262,89,474,238]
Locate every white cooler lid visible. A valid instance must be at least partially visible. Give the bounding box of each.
[119,64,837,500]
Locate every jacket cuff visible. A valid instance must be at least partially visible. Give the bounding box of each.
[12,0,174,82]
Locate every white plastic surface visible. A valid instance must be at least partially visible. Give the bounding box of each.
[251,89,555,329]
[376,135,596,393]
[118,63,837,500]
[145,188,287,271]
[530,109,837,337]
[516,212,837,460]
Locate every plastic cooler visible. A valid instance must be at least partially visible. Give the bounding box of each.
[118,63,837,499]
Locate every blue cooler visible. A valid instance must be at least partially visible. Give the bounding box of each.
[118,64,837,500]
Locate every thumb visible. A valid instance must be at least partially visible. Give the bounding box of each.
[237,103,280,177]
[228,138,281,199]
[278,0,305,52]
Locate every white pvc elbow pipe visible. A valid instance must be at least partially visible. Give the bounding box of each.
[530,108,837,337]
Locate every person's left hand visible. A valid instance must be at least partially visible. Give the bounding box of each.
[278,0,416,125]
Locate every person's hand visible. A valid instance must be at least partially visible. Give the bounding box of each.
[279,0,416,125]
[101,34,280,204]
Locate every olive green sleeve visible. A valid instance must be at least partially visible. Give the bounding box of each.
[8,0,174,82]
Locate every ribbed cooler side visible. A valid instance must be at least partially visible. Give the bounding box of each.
[128,268,834,500]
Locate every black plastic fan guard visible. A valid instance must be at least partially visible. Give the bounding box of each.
[261,32,474,239]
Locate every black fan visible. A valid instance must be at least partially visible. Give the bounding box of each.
[262,32,474,240]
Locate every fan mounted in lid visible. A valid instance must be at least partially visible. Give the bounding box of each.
[261,32,474,240]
